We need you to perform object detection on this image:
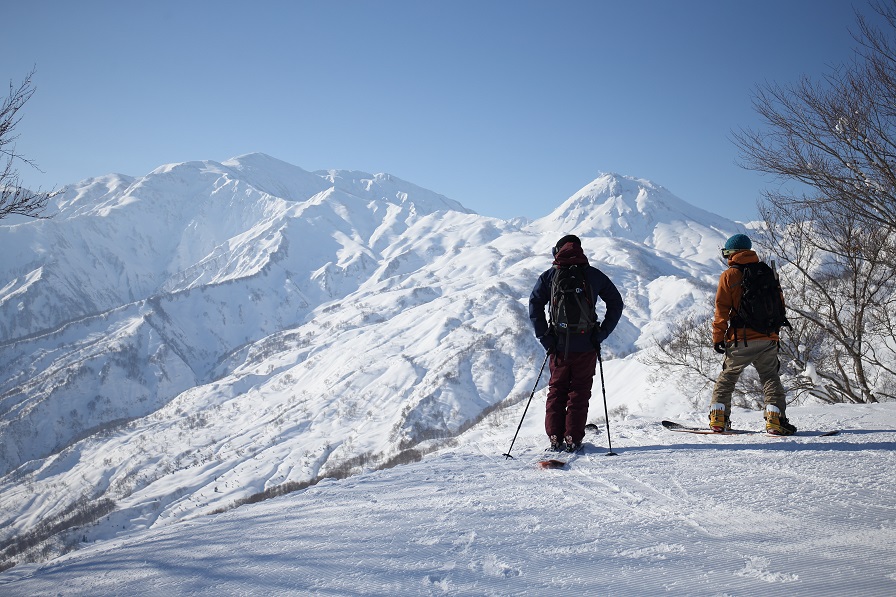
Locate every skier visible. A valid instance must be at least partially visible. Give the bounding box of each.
[710,233,796,435]
[529,235,624,452]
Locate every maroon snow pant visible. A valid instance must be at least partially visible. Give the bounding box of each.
[545,350,598,444]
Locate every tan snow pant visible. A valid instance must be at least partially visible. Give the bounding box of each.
[710,339,787,415]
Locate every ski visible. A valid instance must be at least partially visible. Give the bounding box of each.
[661,420,839,437]
[536,423,602,469]
[537,443,586,469]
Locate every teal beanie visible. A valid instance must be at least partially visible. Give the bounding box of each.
[724,234,752,251]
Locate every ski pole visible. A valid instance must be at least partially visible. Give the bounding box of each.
[597,346,618,456]
[502,352,550,459]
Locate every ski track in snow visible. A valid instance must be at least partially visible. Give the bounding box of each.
[2,403,895,596]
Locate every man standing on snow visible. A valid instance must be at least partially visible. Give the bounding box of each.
[709,233,796,435]
[529,234,624,453]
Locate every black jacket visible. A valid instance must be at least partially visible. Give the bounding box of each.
[528,243,624,353]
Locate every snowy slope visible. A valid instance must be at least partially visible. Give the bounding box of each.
[0,154,762,573]
[2,402,894,596]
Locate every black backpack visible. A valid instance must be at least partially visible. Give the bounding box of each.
[731,261,791,339]
[550,264,596,352]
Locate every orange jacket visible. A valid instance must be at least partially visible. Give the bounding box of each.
[712,250,780,344]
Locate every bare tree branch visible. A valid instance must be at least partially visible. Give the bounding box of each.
[0,67,57,220]
[731,2,896,404]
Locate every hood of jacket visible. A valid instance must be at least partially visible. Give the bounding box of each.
[553,242,589,267]
[727,250,759,267]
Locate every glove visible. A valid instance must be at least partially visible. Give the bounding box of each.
[713,341,727,354]
[539,333,557,355]
[590,327,608,349]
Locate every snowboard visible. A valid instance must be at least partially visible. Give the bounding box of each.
[661,420,751,435]
[661,420,839,437]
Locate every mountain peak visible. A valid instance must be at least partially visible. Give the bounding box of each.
[531,172,735,249]
[221,153,332,201]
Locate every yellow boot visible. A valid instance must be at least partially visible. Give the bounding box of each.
[708,403,729,432]
[765,405,797,435]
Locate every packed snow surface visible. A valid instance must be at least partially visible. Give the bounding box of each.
[2,403,895,596]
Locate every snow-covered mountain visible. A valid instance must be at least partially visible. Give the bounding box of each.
[0,153,745,569]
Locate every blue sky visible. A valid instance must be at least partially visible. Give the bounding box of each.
[3,1,880,223]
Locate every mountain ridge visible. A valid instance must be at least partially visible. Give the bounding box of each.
[0,153,745,561]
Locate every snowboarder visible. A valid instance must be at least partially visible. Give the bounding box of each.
[529,235,624,452]
[710,233,796,435]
